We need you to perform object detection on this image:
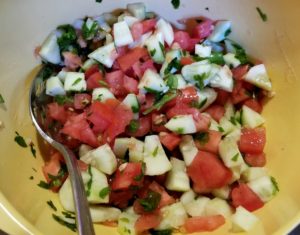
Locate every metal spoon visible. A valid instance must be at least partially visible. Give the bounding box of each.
[29,66,95,235]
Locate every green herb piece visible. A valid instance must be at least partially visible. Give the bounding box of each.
[139,190,161,212]
[54,95,73,105]
[194,132,209,145]
[150,49,157,57]
[96,94,103,101]
[224,28,232,37]
[128,120,139,133]
[37,181,50,189]
[99,80,108,87]
[175,128,184,134]
[143,91,177,115]
[231,42,249,65]
[208,52,225,65]
[95,0,102,3]
[132,104,140,113]
[56,24,78,52]
[62,211,76,219]
[193,73,209,90]
[14,132,27,148]
[0,94,5,104]
[166,75,178,90]
[39,63,58,80]
[82,20,99,40]
[239,108,244,125]
[171,0,180,9]
[230,116,238,126]
[134,163,146,181]
[32,167,37,172]
[271,176,279,194]
[47,200,57,211]
[231,153,239,162]
[256,7,268,22]
[144,87,162,97]
[159,42,165,56]
[190,98,207,109]
[86,165,93,197]
[29,176,34,180]
[120,217,130,223]
[29,143,36,158]
[152,146,159,157]
[218,126,225,133]
[72,78,82,86]
[99,186,110,199]
[164,58,181,75]
[52,214,77,232]
[150,229,172,235]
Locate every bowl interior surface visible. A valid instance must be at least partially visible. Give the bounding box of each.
[0,0,300,234]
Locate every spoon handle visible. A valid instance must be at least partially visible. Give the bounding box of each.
[54,142,95,235]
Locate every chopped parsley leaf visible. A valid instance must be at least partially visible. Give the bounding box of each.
[230,116,238,126]
[231,153,239,162]
[120,217,130,223]
[152,146,159,157]
[99,187,110,199]
[62,211,76,219]
[39,64,57,80]
[176,128,184,134]
[72,78,82,86]
[95,0,102,3]
[190,98,207,109]
[30,143,36,158]
[256,7,268,22]
[47,200,57,211]
[37,181,50,189]
[208,52,225,65]
[224,28,232,37]
[164,58,181,75]
[86,165,93,197]
[218,126,225,133]
[193,73,209,90]
[194,132,209,145]
[14,132,27,148]
[231,42,249,65]
[150,229,172,235]
[143,91,177,115]
[134,163,145,181]
[96,94,103,101]
[56,24,78,52]
[171,0,180,9]
[271,176,279,194]
[52,214,77,232]
[166,75,178,90]
[150,49,157,57]
[29,176,34,180]
[159,42,165,56]
[82,19,99,40]
[128,120,139,133]
[99,80,108,87]
[0,94,5,104]
[139,190,161,212]
[54,95,73,105]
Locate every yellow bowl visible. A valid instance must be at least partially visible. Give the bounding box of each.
[0,0,300,234]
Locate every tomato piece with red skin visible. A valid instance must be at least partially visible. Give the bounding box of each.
[135,214,161,233]
[128,116,151,137]
[187,151,232,192]
[243,98,263,113]
[174,31,192,51]
[74,94,91,110]
[105,70,126,96]
[148,181,175,208]
[180,56,194,65]
[192,19,214,39]
[195,130,222,154]
[84,64,99,79]
[47,102,68,124]
[204,104,225,122]
[117,47,148,72]
[109,190,135,209]
[140,94,155,112]
[131,22,143,41]
[239,127,266,154]
[231,183,264,212]
[159,132,181,151]
[62,113,99,147]
[42,152,62,182]
[86,71,104,90]
[77,160,88,171]
[140,59,156,74]
[231,65,250,80]
[151,113,168,133]
[123,75,138,94]
[184,215,225,233]
[231,81,251,104]
[116,46,128,57]
[111,162,143,191]
[244,152,266,167]
[215,88,230,106]
[142,19,157,33]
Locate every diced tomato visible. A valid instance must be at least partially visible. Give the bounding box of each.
[141,19,157,33]
[77,160,88,171]
[140,94,156,112]
[123,75,138,94]
[195,130,222,154]
[204,104,225,122]
[180,56,194,65]
[153,174,168,186]
[149,181,175,208]
[84,64,99,79]
[215,88,230,106]
[47,102,68,124]
[104,98,121,109]
[42,152,62,182]
[184,215,225,233]
[109,190,135,209]
[239,127,266,154]
[116,46,128,57]
[62,113,99,147]
[106,70,126,96]
[117,47,148,72]
[192,19,214,39]
[74,94,91,110]
[159,132,181,151]
[151,113,168,133]
[187,151,232,193]
[104,103,134,142]
[128,116,151,137]
[86,71,104,90]
[174,31,191,51]
[179,86,199,104]
[135,214,161,233]
[231,183,264,212]
[231,81,251,104]
[131,22,143,41]
[111,162,143,191]
[243,98,263,113]
[140,60,156,74]
[244,152,266,167]
[132,61,143,78]
[231,65,249,80]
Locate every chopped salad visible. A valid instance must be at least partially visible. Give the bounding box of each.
[35,2,278,234]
